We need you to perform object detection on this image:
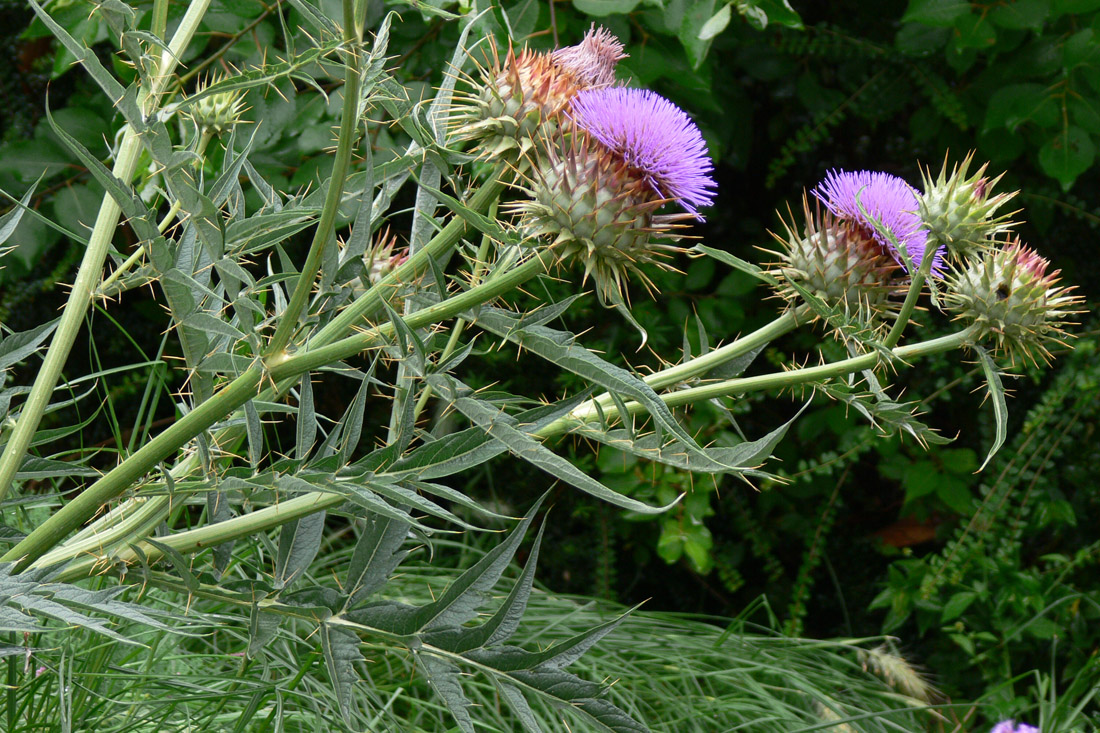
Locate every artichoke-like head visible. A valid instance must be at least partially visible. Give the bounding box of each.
[918,153,1018,261]
[449,26,626,161]
[944,238,1083,365]
[767,195,904,329]
[186,77,246,137]
[510,87,716,302]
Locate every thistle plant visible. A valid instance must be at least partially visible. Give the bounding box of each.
[0,4,1087,732]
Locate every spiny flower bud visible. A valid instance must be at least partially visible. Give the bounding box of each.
[767,195,903,328]
[186,77,246,136]
[944,238,1083,366]
[814,169,944,275]
[510,87,715,302]
[449,26,626,159]
[364,230,409,286]
[918,153,1018,261]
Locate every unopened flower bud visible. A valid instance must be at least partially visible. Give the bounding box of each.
[767,195,903,328]
[511,87,715,302]
[944,238,1083,365]
[449,25,626,159]
[186,77,246,136]
[918,153,1018,261]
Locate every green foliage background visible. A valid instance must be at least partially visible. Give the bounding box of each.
[1,0,1098,728]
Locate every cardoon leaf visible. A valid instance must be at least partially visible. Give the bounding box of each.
[471,305,711,462]
[429,377,678,514]
[28,1,139,127]
[412,497,543,631]
[0,181,39,247]
[0,320,58,372]
[295,372,317,462]
[418,654,474,733]
[274,511,326,591]
[497,682,542,733]
[344,514,410,609]
[974,345,1008,471]
[43,105,160,244]
[320,623,364,726]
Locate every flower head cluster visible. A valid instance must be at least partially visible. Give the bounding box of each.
[450,26,626,159]
[569,87,716,217]
[944,238,1084,366]
[919,152,1018,260]
[990,720,1039,733]
[513,85,715,301]
[814,169,942,274]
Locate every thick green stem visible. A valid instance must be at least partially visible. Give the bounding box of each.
[882,240,941,349]
[572,307,804,424]
[0,0,214,502]
[540,327,976,434]
[2,367,264,569]
[269,249,554,381]
[15,250,555,570]
[266,0,364,357]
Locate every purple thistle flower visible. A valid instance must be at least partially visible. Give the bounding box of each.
[991,720,1040,733]
[569,87,717,218]
[813,169,944,274]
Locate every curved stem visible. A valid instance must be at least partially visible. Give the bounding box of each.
[882,240,941,349]
[14,250,556,570]
[266,0,364,357]
[540,327,976,434]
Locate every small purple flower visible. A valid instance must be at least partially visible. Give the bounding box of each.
[813,169,943,274]
[569,87,717,218]
[991,720,1040,733]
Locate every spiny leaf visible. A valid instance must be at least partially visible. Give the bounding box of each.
[274,510,326,591]
[344,513,410,609]
[320,623,364,726]
[974,345,1008,471]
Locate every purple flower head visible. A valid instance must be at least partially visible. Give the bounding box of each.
[991,720,1040,733]
[569,87,717,218]
[813,169,943,274]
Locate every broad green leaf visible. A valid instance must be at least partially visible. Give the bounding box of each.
[406,499,543,635]
[418,655,474,733]
[901,0,971,26]
[1039,124,1096,190]
[0,182,41,247]
[344,513,410,609]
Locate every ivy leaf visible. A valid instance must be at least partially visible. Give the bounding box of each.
[901,0,971,26]
[1039,124,1096,190]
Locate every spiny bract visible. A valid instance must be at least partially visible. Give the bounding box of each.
[918,153,1018,262]
[944,238,1083,365]
[449,26,625,160]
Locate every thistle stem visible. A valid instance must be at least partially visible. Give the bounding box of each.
[882,240,941,349]
[12,250,557,570]
[49,323,973,581]
[541,326,976,433]
[0,0,214,503]
[265,0,365,358]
